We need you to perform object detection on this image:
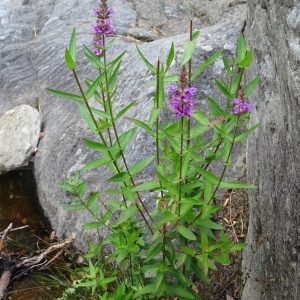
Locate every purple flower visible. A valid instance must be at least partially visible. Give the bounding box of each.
[230,98,253,115]
[169,85,197,117]
[92,18,115,36]
[92,1,115,57]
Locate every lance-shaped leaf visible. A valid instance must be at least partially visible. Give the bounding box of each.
[176,225,197,240]
[129,156,155,176]
[136,44,156,74]
[181,39,197,65]
[114,205,137,226]
[191,50,222,81]
[244,76,260,97]
[85,72,106,100]
[81,157,113,171]
[47,89,83,103]
[237,32,246,63]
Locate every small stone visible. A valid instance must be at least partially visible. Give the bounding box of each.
[0,105,41,174]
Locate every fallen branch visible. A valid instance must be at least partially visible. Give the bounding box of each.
[0,223,76,299]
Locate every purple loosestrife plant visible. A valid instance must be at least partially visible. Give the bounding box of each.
[92,0,115,57]
[49,6,260,297]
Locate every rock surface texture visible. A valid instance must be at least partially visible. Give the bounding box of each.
[0,0,247,250]
[242,1,300,299]
[0,105,41,174]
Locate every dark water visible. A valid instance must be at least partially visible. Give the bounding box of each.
[0,168,63,300]
[0,168,44,230]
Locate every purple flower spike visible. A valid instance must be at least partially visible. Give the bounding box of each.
[92,1,115,57]
[169,85,197,117]
[230,98,253,115]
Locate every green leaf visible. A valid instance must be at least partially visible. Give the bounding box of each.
[148,107,162,127]
[65,48,76,69]
[176,226,197,241]
[230,243,247,252]
[203,181,213,204]
[181,197,203,206]
[237,32,246,63]
[127,118,154,137]
[82,138,108,152]
[86,192,98,207]
[235,123,260,142]
[136,44,156,74]
[215,79,232,99]
[77,103,96,132]
[181,39,197,65]
[129,156,155,176]
[154,272,165,294]
[106,200,126,210]
[198,219,223,230]
[163,74,178,82]
[197,169,219,185]
[192,111,210,126]
[175,253,187,269]
[148,74,178,85]
[222,57,233,76]
[77,180,87,199]
[115,101,136,121]
[244,76,260,98]
[207,96,223,117]
[181,245,196,257]
[108,61,121,92]
[107,50,126,68]
[115,205,137,226]
[192,30,200,40]
[86,192,98,216]
[157,213,179,226]
[219,181,256,189]
[107,172,130,183]
[166,285,195,299]
[85,72,106,100]
[166,42,174,72]
[47,88,83,102]
[239,49,253,67]
[81,157,112,171]
[117,127,137,150]
[76,279,97,288]
[63,204,86,210]
[84,45,103,69]
[59,183,74,193]
[135,284,156,297]
[191,50,222,81]
[231,69,243,95]
[145,241,163,262]
[69,28,76,62]
[131,181,161,192]
[116,249,129,262]
[214,253,231,265]
[82,222,103,230]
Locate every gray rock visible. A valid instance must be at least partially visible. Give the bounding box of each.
[0,0,247,251]
[242,1,300,299]
[0,105,41,174]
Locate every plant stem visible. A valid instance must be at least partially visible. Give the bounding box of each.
[72,69,153,233]
[102,46,154,228]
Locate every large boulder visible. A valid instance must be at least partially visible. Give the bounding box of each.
[0,105,41,175]
[242,1,300,299]
[0,0,247,250]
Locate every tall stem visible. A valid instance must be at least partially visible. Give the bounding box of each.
[102,43,154,227]
[72,69,153,233]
